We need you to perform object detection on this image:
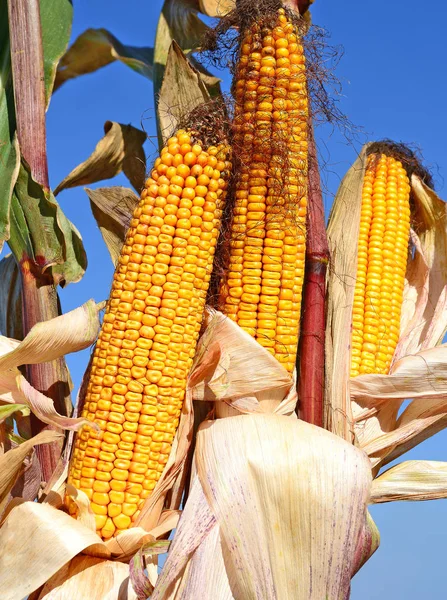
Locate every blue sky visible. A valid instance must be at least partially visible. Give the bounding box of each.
[20,0,447,596]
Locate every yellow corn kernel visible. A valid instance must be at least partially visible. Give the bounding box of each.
[350,153,411,377]
[219,7,306,373]
[67,131,231,538]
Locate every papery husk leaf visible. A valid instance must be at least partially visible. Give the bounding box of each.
[9,445,41,503]
[0,299,100,372]
[65,484,96,531]
[37,555,137,600]
[0,338,22,404]
[394,229,429,361]
[197,416,372,599]
[324,147,369,440]
[156,415,372,599]
[371,460,447,503]
[0,501,110,600]
[158,42,212,143]
[152,476,219,599]
[99,527,153,560]
[0,498,177,600]
[0,300,100,430]
[85,187,140,266]
[381,412,447,468]
[130,540,170,600]
[0,431,61,513]
[361,395,447,467]
[395,177,447,358]
[17,376,97,432]
[0,254,22,340]
[191,310,293,409]
[351,511,380,576]
[351,345,447,407]
[55,28,154,90]
[350,177,447,457]
[130,552,153,599]
[54,121,146,195]
[175,523,233,599]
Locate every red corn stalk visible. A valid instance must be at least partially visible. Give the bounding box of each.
[20,260,69,477]
[7,0,49,190]
[297,123,329,427]
[8,0,68,481]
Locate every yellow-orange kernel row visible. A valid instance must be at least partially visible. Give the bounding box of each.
[220,7,308,373]
[351,153,411,377]
[67,131,231,538]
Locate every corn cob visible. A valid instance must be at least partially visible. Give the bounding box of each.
[350,153,411,377]
[220,7,308,374]
[67,131,231,539]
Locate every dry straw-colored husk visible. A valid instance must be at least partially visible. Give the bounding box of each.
[371,460,447,503]
[6,123,447,599]
[0,306,298,599]
[152,415,373,600]
[36,556,138,600]
[326,143,447,470]
[0,299,102,433]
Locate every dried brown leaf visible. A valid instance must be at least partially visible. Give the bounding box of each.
[158,41,212,142]
[85,187,140,266]
[55,28,154,90]
[54,121,146,195]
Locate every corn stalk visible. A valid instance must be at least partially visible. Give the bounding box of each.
[298,122,329,426]
[6,0,78,482]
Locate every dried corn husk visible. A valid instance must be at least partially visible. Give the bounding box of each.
[0,431,62,516]
[326,144,447,470]
[0,499,177,600]
[371,460,447,503]
[0,299,102,431]
[153,415,373,600]
[0,308,296,599]
[191,309,294,414]
[36,556,138,600]
[325,146,367,441]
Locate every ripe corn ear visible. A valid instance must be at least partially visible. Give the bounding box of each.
[67,131,231,539]
[350,153,411,377]
[220,7,308,374]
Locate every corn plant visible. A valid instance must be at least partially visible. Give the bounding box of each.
[0,1,446,599]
